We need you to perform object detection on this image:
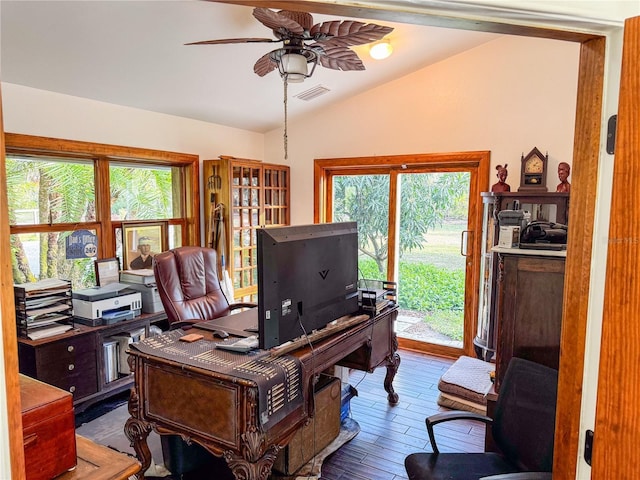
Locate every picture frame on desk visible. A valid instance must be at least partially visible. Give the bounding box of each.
[121,221,167,271]
[94,257,120,286]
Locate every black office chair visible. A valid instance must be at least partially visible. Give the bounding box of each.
[405,357,558,480]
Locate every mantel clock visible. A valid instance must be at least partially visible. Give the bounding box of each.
[518,147,548,192]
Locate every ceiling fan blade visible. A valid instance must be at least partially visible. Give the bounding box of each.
[277,10,313,31]
[253,52,279,77]
[185,38,277,46]
[313,44,365,72]
[311,21,393,47]
[252,8,305,36]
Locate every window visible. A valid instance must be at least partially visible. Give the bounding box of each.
[5,134,200,289]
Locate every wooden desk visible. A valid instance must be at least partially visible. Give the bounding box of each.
[58,435,140,480]
[125,308,400,480]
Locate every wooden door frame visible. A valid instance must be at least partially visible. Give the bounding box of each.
[314,151,490,359]
[592,16,640,477]
[1,2,610,478]
[1,83,27,480]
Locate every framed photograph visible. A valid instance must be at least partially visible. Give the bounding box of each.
[121,221,168,271]
[95,257,120,286]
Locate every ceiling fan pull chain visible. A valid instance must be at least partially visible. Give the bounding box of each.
[283,77,289,160]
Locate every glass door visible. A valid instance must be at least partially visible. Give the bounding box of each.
[395,172,470,351]
[318,152,486,357]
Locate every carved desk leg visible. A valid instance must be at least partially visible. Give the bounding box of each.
[223,426,281,480]
[384,333,401,404]
[124,389,153,480]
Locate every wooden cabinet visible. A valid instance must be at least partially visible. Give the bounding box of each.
[493,250,565,391]
[18,313,166,412]
[203,156,290,302]
[18,330,98,403]
[475,192,569,361]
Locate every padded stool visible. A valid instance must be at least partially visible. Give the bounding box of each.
[437,355,494,414]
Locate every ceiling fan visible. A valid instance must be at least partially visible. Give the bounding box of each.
[186,7,394,82]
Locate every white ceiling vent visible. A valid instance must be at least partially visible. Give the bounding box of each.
[295,85,331,101]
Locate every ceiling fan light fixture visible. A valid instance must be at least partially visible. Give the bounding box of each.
[370,40,393,60]
[279,53,308,83]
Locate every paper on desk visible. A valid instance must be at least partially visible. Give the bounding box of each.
[25,295,68,308]
[27,323,73,340]
[26,303,70,319]
[121,269,154,276]
[15,278,70,292]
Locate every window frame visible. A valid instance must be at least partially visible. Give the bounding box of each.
[5,133,200,265]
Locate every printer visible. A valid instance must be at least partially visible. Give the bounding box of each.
[73,283,142,326]
[118,281,164,314]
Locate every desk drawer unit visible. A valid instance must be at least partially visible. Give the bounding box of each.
[18,333,98,401]
[144,364,241,449]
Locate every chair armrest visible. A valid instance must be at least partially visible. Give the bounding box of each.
[426,411,492,454]
[168,319,202,331]
[480,473,552,480]
[229,303,257,311]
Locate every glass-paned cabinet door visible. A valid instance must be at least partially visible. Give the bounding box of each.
[204,157,290,301]
[475,194,498,361]
[263,165,289,227]
[231,164,262,298]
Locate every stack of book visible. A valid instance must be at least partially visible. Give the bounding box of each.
[14,278,74,340]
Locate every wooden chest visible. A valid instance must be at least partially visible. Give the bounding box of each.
[20,374,77,480]
[273,375,341,475]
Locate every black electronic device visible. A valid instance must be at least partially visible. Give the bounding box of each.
[520,221,568,250]
[257,222,360,350]
[212,329,229,339]
[358,279,397,317]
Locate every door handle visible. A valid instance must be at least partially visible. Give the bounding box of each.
[461,230,472,257]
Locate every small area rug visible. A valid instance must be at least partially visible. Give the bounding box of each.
[74,391,130,428]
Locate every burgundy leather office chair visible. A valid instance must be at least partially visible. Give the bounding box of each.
[153,246,254,330]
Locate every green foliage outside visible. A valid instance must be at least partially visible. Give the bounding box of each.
[338,172,470,342]
[398,262,465,311]
[334,173,469,272]
[359,257,465,341]
[6,156,174,289]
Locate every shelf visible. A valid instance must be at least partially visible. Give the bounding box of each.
[492,246,567,257]
[14,279,74,340]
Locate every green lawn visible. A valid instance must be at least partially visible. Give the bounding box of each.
[401,220,466,270]
[398,220,466,340]
[359,220,467,341]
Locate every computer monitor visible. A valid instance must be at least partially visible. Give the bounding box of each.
[257,222,360,349]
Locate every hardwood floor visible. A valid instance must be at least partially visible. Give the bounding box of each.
[320,349,486,480]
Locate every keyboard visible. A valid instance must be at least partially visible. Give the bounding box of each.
[215,335,259,353]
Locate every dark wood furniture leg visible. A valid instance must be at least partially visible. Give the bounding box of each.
[384,334,400,404]
[224,436,280,480]
[124,390,153,479]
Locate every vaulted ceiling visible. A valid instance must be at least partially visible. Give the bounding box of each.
[1,1,501,133]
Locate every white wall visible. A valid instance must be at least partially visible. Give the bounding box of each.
[1,83,264,161]
[265,35,580,226]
